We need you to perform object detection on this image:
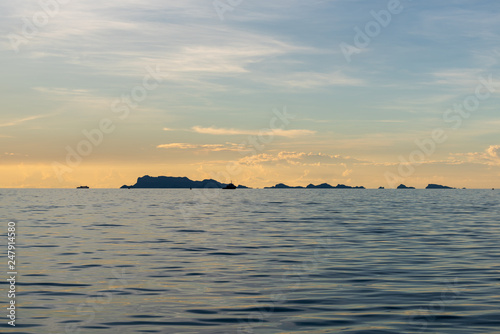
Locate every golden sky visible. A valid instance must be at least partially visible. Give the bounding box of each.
[1,1,500,188]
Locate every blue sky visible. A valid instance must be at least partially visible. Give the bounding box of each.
[1,0,499,188]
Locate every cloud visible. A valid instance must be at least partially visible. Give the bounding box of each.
[32,87,112,108]
[237,151,363,166]
[2,1,315,79]
[191,126,251,136]
[191,126,316,137]
[1,0,341,100]
[2,152,27,158]
[450,145,500,165]
[272,129,317,137]
[486,145,500,159]
[342,168,353,177]
[157,143,247,152]
[33,87,92,96]
[0,113,56,127]
[428,68,493,94]
[264,71,365,89]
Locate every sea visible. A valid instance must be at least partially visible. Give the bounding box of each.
[1,189,499,334]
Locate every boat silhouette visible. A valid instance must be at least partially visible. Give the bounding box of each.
[77,186,89,189]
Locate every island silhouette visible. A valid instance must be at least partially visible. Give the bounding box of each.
[264,183,365,189]
[397,184,416,189]
[121,176,249,189]
[120,176,457,190]
[426,184,455,189]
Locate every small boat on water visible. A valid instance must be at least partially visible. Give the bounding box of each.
[223,182,237,190]
[77,186,90,189]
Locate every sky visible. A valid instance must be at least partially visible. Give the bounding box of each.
[1,0,500,188]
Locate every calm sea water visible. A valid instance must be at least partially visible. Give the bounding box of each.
[1,189,500,334]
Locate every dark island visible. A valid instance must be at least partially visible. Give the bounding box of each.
[397,184,415,189]
[120,176,463,190]
[426,184,455,189]
[264,183,305,189]
[121,176,249,189]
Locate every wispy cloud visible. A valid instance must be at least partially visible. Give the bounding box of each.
[429,68,488,91]
[0,113,55,127]
[157,143,248,152]
[2,152,26,157]
[1,0,333,101]
[191,126,316,137]
[264,71,365,89]
[33,87,93,97]
[238,151,364,166]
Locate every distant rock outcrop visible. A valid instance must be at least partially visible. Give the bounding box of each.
[327,184,365,189]
[426,184,455,189]
[378,186,385,189]
[121,176,248,189]
[264,183,304,189]
[306,183,334,188]
[397,184,415,189]
[265,183,365,189]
